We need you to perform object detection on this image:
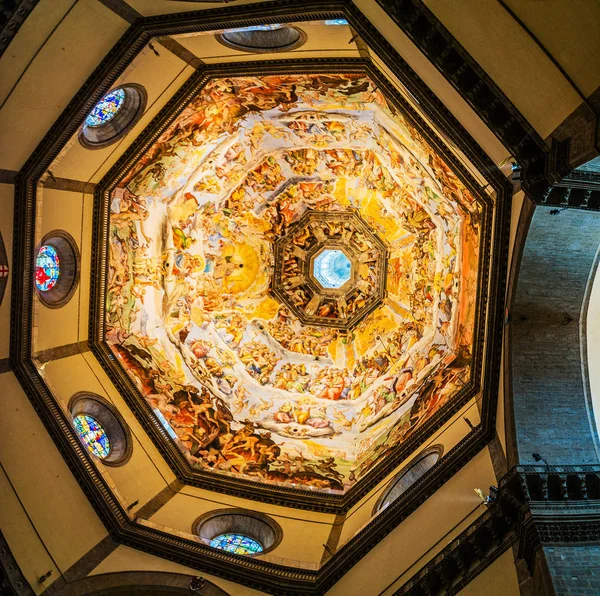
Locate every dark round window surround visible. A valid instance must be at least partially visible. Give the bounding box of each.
[192,508,283,556]
[34,230,80,309]
[69,393,133,467]
[79,83,147,150]
[373,445,444,515]
[216,26,307,54]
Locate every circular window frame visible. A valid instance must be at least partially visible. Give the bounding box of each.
[373,444,444,515]
[79,83,147,150]
[215,26,307,54]
[69,393,133,467]
[35,230,80,309]
[192,508,283,556]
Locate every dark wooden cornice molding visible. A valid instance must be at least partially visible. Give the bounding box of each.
[0,531,34,595]
[0,0,39,59]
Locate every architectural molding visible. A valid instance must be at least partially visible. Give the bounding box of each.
[156,37,204,68]
[134,479,184,520]
[0,531,34,596]
[33,340,89,364]
[42,175,96,194]
[0,169,18,184]
[0,0,40,59]
[96,0,141,25]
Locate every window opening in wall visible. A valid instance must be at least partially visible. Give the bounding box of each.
[209,533,264,555]
[73,414,111,459]
[35,244,60,292]
[217,25,306,53]
[85,88,126,127]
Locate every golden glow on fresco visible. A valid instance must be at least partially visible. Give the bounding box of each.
[107,74,482,493]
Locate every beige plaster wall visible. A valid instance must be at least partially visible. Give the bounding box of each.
[457,547,520,595]
[32,189,91,352]
[423,0,582,139]
[148,490,334,566]
[41,352,177,510]
[504,0,600,98]
[50,46,193,184]
[327,448,497,595]
[0,371,108,577]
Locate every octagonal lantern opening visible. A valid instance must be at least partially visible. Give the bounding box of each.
[313,249,352,289]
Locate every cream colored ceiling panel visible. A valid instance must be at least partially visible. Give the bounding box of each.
[176,22,360,62]
[0,0,128,171]
[0,466,60,595]
[81,350,179,484]
[0,0,75,105]
[504,0,600,98]
[423,0,582,139]
[149,492,332,566]
[51,46,191,183]
[178,482,335,524]
[42,353,172,511]
[33,188,85,352]
[0,373,109,573]
[87,65,195,184]
[352,0,513,165]
[456,549,520,596]
[338,396,480,546]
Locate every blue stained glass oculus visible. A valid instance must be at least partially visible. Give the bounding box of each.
[313,249,352,288]
[85,89,126,127]
[209,533,263,555]
[35,244,60,291]
[73,414,111,458]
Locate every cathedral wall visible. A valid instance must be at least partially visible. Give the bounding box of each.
[0,371,109,591]
[511,207,600,465]
[456,548,519,596]
[326,448,496,595]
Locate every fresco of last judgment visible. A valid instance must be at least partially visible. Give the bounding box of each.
[106,73,485,494]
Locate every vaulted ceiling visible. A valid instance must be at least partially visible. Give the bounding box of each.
[1,1,600,595]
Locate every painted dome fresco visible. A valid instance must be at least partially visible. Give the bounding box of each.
[105,72,485,495]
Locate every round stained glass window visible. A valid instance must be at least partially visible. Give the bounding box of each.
[209,533,263,555]
[35,244,60,291]
[85,89,126,127]
[73,414,111,458]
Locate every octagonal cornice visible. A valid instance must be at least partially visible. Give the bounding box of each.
[10,1,513,593]
[88,56,496,513]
